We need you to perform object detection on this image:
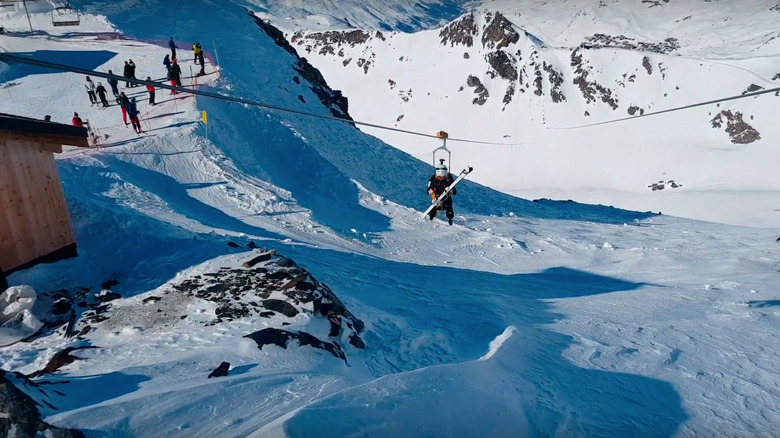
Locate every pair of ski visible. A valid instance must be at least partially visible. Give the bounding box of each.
[421,166,473,220]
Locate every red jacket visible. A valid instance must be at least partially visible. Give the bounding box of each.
[146,84,155,92]
[72,116,83,127]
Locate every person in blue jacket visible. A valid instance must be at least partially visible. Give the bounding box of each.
[126,97,142,134]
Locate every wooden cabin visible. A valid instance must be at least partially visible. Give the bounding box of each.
[0,113,89,290]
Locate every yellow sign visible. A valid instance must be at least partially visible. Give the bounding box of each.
[435,131,448,139]
[201,111,208,124]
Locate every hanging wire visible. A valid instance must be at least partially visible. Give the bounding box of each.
[0,52,523,146]
[551,85,780,130]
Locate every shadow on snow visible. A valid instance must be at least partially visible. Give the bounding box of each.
[277,246,687,437]
[0,50,117,82]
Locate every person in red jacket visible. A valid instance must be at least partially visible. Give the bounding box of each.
[72,112,84,126]
[145,77,156,105]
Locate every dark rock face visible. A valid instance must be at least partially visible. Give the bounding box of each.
[249,12,352,120]
[466,75,489,105]
[543,62,565,103]
[642,56,653,75]
[481,12,520,50]
[710,110,761,144]
[439,12,477,47]
[584,33,679,54]
[208,362,230,378]
[262,299,299,317]
[245,328,346,363]
[571,48,618,110]
[627,105,645,116]
[742,84,763,95]
[486,50,517,81]
[0,369,85,437]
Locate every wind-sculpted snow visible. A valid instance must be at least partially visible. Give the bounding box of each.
[254,254,689,436]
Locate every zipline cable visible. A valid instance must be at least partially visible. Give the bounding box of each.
[552,85,780,130]
[0,53,523,146]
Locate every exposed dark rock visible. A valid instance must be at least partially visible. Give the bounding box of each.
[642,56,653,75]
[486,50,517,81]
[292,76,300,84]
[291,29,370,48]
[571,48,618,109]
[627,105,645,116]
[244,328,346,363]
[648,180,682,191]
[227,242,241,248]
[773,73,780,80]
[262,299,299,317]
[481,11,520,50]
[297,95,306,103]
[466,75,489,105]
[142,296,162,304]
[96,289,121,302]
[439,12,477,47]
[584,33,679,54]
[101,279,119,290]
[710,110,761,144]
[463,52,470,59]
[543,62,565,103]
[208,362,230,378]
[0,369,86,437]
[276,257,297,268]
[502,84,515,106]
[742,84,764,95]
[250,13,352,120]
[29,346,97,377]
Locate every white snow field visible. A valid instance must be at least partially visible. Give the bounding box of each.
[0,0,778,437]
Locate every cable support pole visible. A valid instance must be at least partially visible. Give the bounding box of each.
[0,53,522,146]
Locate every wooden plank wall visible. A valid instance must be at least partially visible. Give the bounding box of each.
[0,136,75,272]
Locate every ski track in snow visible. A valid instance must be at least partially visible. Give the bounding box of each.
[0,2,779,437]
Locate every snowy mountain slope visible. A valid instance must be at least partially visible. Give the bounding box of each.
[240,0,470,32]
[0,1,778,437]
[287,9,780,227]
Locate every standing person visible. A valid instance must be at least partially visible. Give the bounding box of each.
[426,161,457,225]
[122,61,132,87]
[169,59,182,94]
[196,42,205,76]
[84,76,97,105]
[72,112,84,126]
[168,37,177,60]
[145,77,156,105]
[107,70,120,97]
[128,59,137,86]
[163,54,171,74]
[126,97,142,134]
[118,92,130,126]
[95,82,110,108]
[192,42,200,63]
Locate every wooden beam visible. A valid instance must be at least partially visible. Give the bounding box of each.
[0,130,88,148]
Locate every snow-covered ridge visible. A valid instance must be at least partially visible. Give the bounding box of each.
[282,8,780,226]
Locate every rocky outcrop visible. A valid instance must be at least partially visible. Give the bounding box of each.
[627,105,645,116]
[543,62,565,103]
[642,56,653,75]
[245,328,347,363]
[481,12,520,50]
[439,12,477,47]
[742,84,763,95]
[0,369,85,437]
[250,13,352,120]
[710,110,761,144]
[486,50,517,81]
[571,48,618,110]
[466,75,489,105]
[584,33,679,54]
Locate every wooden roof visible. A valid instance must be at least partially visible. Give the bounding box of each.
[0,113,89,148]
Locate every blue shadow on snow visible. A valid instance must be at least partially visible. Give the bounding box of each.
[0,50,116,83]
[276,245,688,437]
